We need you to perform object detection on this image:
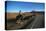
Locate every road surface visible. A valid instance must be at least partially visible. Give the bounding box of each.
[25,15,44,29]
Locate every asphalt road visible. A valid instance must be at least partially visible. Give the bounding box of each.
[25,15,44,29]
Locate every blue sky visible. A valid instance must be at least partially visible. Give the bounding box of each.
[7,1,44,13]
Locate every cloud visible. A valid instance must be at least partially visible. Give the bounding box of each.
[7,9,44,13]
[32,9,44,11]
[7,10,19,13]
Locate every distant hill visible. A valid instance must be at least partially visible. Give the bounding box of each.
[24,11,44,15]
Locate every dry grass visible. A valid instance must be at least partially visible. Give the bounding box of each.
[6,12,42,19]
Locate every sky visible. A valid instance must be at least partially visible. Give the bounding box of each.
[6,1,45,13]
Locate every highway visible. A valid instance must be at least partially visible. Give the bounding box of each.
[24,15,44,29]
